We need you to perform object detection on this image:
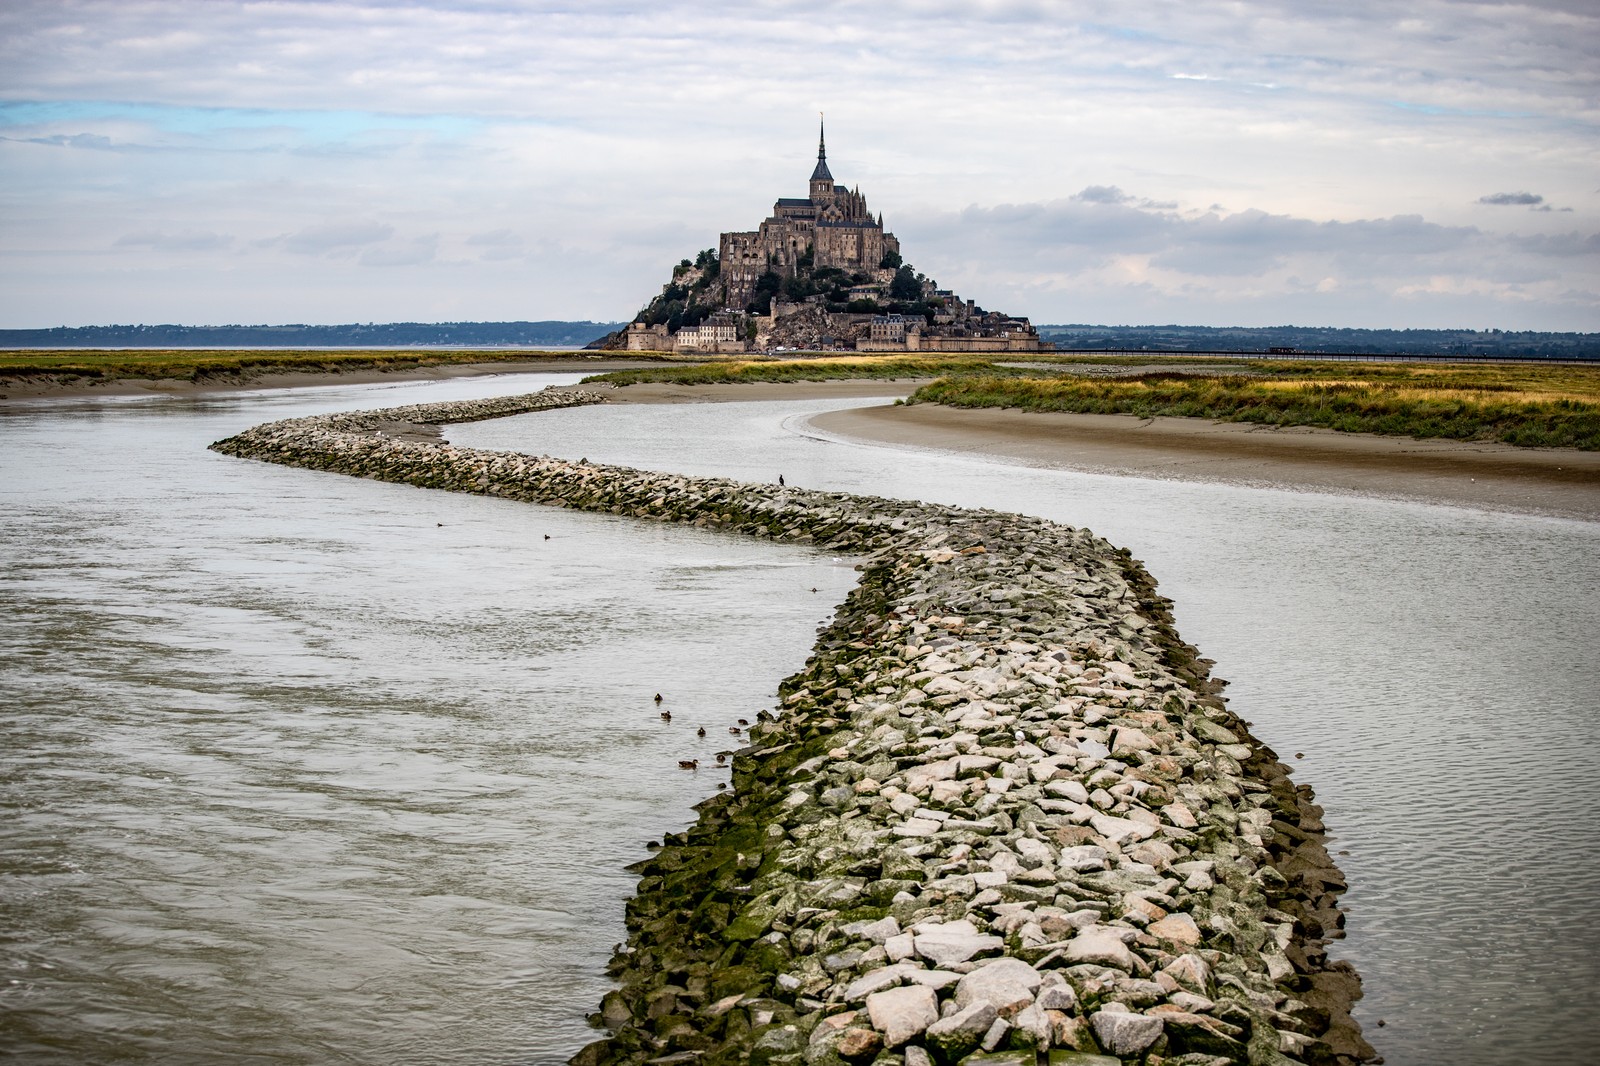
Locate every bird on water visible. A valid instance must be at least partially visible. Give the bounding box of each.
[677,759,698,770]
[660,710,672,722]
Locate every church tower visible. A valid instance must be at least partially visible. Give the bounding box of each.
[808,116,834,206]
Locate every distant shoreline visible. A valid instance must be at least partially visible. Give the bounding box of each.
[0,357,659,401]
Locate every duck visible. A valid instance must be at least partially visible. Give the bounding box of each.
[677,759,699,770]
[696,726,706,737]
[660,710,672,722]
[728,726,741,735]
[737,718,749,726]
[716,753,727,765]
[654,693,663,704]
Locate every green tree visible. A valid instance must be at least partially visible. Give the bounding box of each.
[879,249,903,270]
[889,264,921,301]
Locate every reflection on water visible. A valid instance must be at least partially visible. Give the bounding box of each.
[452,397,1600,1066]
[0,377,857,1065]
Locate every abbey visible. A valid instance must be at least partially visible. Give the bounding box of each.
[718,120,900,309]
[609,123,1046,355]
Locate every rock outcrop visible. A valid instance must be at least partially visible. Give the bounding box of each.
[210,387,1372,1066]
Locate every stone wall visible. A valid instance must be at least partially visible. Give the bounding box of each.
[210,387,1371,1066]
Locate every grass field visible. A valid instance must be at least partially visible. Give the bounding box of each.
[913,361,1600,450]
[588,354,1600,450]
[0,348,681,383]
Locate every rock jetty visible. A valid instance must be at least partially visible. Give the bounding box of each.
[211,388,1372,1066]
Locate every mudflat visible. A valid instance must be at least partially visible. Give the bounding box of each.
[599,379,1599,520]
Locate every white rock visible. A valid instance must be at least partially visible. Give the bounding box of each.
[1111,726,1156,754]
[893,817,941,838]
[1091,1009,1164,1055]
[1063,927,1138,971]
[1015,838,1055,868]
[1058,845,1110,872]
[1147,912,1202,946]
[1162,802,1199,828]
[914,922,1004,967]
[923,1001,998,1057]
[1090,812,1158,843]
[884,932,917,962]
[953,957,1043,1017]
[1162,952,1211,993]
[858,916,901,944]
[865,984,939,1048]
[1044,779,1091,803]
[844,965,908,1002]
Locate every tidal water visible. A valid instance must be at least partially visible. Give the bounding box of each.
[2,378,1595,1066]
[453,395,1600,1066]
[0,376,857,1065]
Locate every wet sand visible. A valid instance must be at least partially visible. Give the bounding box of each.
[605,380,1600,521]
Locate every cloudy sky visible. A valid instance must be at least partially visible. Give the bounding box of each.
[2,0,1597,330]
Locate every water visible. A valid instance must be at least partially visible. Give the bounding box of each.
[3,381,1596,1065]
[0,377,858,1065]
[452,396,1600,1066]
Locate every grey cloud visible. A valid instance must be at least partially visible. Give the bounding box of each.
[467,228,526,261]
[360,234,438,268]
[20,133,116,150]
[1073,185,1132,205]
[284,221,394,255]
[115,229,233,251]
[1479,192,1543,206]
[926,196,1487,282]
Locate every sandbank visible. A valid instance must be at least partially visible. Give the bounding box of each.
[603,379,1600,521]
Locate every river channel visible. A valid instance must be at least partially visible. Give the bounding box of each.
[3,373,1597,1065]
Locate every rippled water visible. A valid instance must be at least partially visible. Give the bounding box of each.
[0,377,858,1065]
[452,396,1600,1066]
[4,380,1595,1065]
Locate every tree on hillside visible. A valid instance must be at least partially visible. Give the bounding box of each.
[889,264,921,301]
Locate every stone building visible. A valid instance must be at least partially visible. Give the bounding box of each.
[720,120,901,309]
[673,313,745,353]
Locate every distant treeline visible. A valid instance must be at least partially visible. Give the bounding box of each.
[0,321,626,349]
[1036,324,1600,360]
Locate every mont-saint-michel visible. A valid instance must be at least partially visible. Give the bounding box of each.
[600,122,1047,355]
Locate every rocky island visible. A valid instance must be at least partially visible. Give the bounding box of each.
[592,122,1048,356]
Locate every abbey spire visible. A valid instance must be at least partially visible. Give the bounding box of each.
[809,114,833,186]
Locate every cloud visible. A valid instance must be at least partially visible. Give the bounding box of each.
[466,228,526,261]
[114,229,232,251]
[283,221,394,255]
[0,0,1595,329]
[360,234,438,268]
[17,132,116,150]
[1073,185,1132,205]
[1479,192,1544,206]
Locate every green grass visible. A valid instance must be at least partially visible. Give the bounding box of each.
[588,352,1600,448]
[910,365,1600,450]
[583,353,1056,386]
[0,348,672,383]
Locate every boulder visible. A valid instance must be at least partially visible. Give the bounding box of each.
[1090,1009,1164,1055]
[923,1000,998,1060]
[953,957,1043,1017]
[865,984,938,1048]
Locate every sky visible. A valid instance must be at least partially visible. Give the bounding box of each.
[2,0,1597,331]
